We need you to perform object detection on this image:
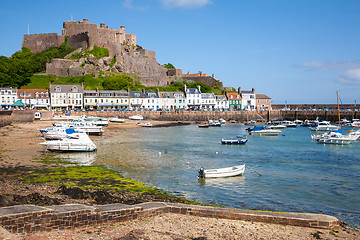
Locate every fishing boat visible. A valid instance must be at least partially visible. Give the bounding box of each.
[198,164,245,178]
[248,126,281,136]
[39,133,97,152]
[209,120,222,127]
[137,122,152,127]
[221,138,248,144]
[129,114,144,120]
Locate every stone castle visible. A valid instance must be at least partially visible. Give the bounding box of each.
[22,19,223,88]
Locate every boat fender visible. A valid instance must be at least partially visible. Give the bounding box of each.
[198,167,205,178]
[282,134,286,136]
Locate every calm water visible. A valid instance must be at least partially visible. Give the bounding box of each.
[60,124,360,228]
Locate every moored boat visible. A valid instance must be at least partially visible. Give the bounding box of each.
[137,122,152,127]
[248,126,281,136]
[221,138,248,145]
[109,117,125,123]
[129,114,144,120]
[39,133,97,152]
[317,131,352,145]
[198,164,246,178]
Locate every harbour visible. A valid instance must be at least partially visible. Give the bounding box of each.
[53,122,360,229]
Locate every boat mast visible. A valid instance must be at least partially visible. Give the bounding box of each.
[337,91,341,129]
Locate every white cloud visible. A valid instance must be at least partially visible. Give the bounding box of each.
[123,0,147,11]
[295,60,360,71]
[123,0,134,9]
[337,69,360,85]
[160,0,211,8]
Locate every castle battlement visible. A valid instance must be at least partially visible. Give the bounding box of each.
[22,19,136,53]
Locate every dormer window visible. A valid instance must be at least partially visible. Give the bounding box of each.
[230,95,233,99]
[71,87,78,93]
[134,93,140,98]
[55,86,61,92]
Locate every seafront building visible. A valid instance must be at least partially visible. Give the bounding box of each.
[183,85,202,110]
[215,95,229,110]
[159,92,187,110]
[2,84,270,111]
[49,84,84,111]
[239,87,256,111]
[226,91,242,110]
[17,89,50,110]
[256,94,272,111]
[0,87,18,109]
[84,89,129,110]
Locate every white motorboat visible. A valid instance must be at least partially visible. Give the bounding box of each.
[209,120,222,127]
[309,121,339,131]
[219,118,226,124]
[129,114,144,120]
[39,133,97,152]
[268,124,286,129]
[346,129,360,141]
[137,122,152,127]
[43,128,78,140]
[248,126,281,136]
[83,117,109,127]
[294,119,303,125]
[198,165,245,178]
[317,131,352,145]
[281,120,297,128]
[53,121,104,136]
[351,119,360,128]
[109,117,125,123]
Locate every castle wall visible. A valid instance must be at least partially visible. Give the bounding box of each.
[22,33,60,53]
[67,32,89,50]
[46,59,74,77]
[167,69,183,76]
[123,53,167,78]
[140,49,156,60]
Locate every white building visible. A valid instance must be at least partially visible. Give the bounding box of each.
[0,87,18,109]
[239,87,256,110]
[215,95,229,110]
[184,85,202,110]
[17,89,50,109]
[49,84,84,110]
[144,90,160,110]
[159,92,187,110]
[129,90,145,110]
[201,92,216,110]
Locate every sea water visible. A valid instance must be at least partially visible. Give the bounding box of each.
[63,124,360,228]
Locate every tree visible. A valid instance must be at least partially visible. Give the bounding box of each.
[102,74,133,90]
[163,63,175,69]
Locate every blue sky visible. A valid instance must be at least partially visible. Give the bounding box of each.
[1,0,360,104]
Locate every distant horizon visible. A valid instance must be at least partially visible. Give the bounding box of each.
[0,0,359,104]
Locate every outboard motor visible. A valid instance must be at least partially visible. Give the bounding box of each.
[198,167,205,178]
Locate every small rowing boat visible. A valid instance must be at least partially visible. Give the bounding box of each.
[198,164,245,178]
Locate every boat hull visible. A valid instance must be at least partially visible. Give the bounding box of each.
[202,165,246,178]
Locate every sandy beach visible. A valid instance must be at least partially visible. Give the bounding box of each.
[0,120,359,239]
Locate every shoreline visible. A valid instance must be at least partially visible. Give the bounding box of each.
[0,120,359,239]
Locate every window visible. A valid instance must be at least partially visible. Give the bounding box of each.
[55,86,61,92]
[71,87,78,92]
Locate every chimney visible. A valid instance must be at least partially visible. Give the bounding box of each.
[238,87,241,94]
[199,71,202,77]
[183,84,187,93]
[100,23,105,28]
[83,19,88,23]
[197,85,201,93]
[252,88,255,93]
[212,74,214,78]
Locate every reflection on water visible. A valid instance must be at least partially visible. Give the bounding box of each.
[56,152,97,165]
[55,124,360,228]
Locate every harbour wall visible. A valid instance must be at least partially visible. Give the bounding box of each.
[68,110,358,123]
[0,202,339,235]
[0,110,35,127]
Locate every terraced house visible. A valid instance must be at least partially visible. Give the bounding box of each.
[17,89,50,110]
[49,84,84,111]
[0,87,17,109]
[226,91,242,110]
[84,89,129,110]
[159,92,187,110]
